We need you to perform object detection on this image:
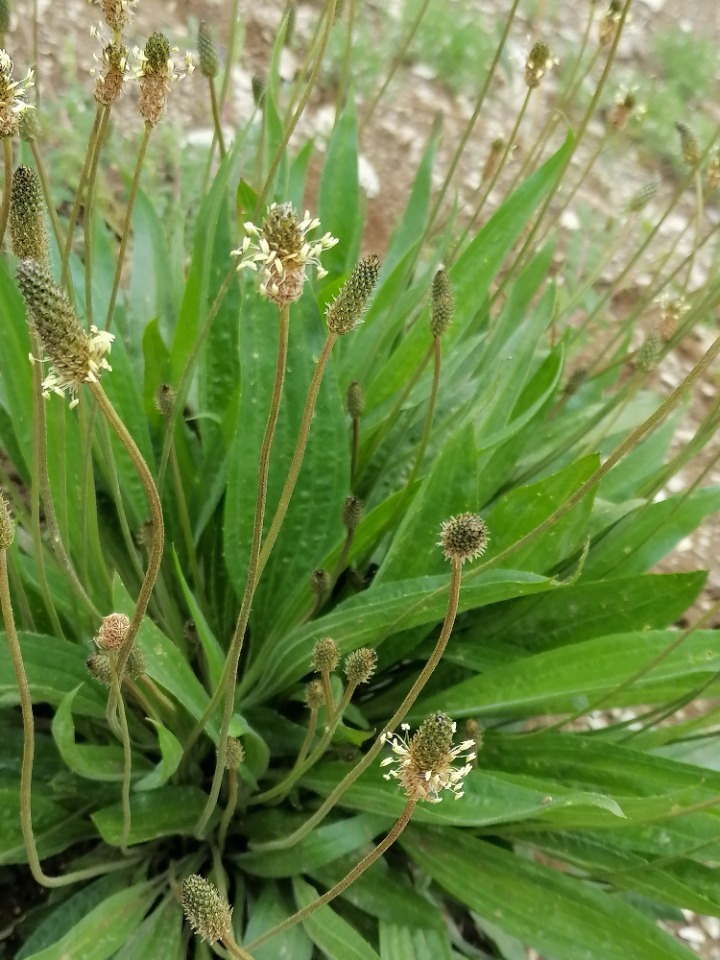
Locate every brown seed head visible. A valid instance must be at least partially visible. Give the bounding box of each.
[95,612,130,650]
[94,41,128,107]
[438,513,488,564]
[675,121,700,168]
[100,0,135,32]
[154,383,175,418]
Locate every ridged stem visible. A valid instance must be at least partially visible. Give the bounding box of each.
[192,306,290,837]
[0,136,13,248]
[246,800,416,950]
[109,652,133,854]
[105,122,152,331]
[250,560,462,852]
[217,768,238,853]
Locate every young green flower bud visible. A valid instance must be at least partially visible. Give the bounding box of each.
[182,875,233,944]
[676,121,700,168]
[154,383,175,418]
[10,165,48,265]
[524,40,555,88]
[304,678,325,709]
[627,177,659,213]
[310,567,331,599]
[95,612,130,650]
[0,0,10,35]
[312,636,339,673]
[16,259,114,407]
[342,494,363,532]
[326,254,380,335]
[429,269,454,338]
[438,513,488,564]
[197,21,219,78]
[251,72,266,109]
[344,647,377,685]
[18,107,39,142]
[87,652,112,687]
[346,380,365,418]
[635,331,661,373]
[224,737,245,770]
[0,492,14,549]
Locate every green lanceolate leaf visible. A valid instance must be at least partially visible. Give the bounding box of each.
[242,881,313,960]
[134,719,183,791]
[403,828,696,960]
[92,786,212,845]
[292,877,381,960]
[379,923,453,960]
[317,97,361,278]
[0,786,92,866]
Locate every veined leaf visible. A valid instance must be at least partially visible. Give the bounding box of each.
[379,923,453,960]
[113,897,183,960]
[92,786,212,845]
[292,877,381,960]
[242,881,313,960]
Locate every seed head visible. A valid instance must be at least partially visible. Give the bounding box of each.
[344,647,377,685]
[304,678,325,709]
[0,0,10,35]
[224,737,245,770]
[235,203,338,309]
[312,636,339,673]
[94,612,130,650]
[310,567,331,599]
[346,380,365,418]
[182,875,233,944]
[675,121,700,168]
[627,177,659,213]
[134,32,193,126]
[17,259,114,408]
[197,21,219,78]
[126,646,146,678]
[635,331,662,373]
[438,513,488,564]
[658,293,689,342]
[380,713,475,802]
[524,41,556,88]
[0,51,34,138]
[607,86,641,131]
[342,494,363,532]
[10,165,48,264]
[429,269,454,338]
[93,0,138,32]
[18,106,39,141]
[91,31,129,107]
[326,254,380,335]
[154,383,175,418]
[0,492,14,549]
[87,653,112,686]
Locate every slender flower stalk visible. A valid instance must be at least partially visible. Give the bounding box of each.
[249,515,485,851]
[218,738,244,852]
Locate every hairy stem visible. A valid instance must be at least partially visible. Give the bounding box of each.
[0,136,13,248]
[218,768,238,853]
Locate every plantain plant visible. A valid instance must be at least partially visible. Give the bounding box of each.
[2,1,720,958]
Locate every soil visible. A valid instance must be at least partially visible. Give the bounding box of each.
[4,1,720,958]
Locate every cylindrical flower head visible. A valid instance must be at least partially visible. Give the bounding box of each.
[429,269,454,338]
[0,0,10,35]
[342,494,363,532]
[636,331,661,373]
[182,875,233,944]
[198,21,219,78]
[16,259,114,407]
[136,32,193,126]
[524,41,555,88]
[312,636,339,673]
[311,567,331,599]
[0,51,34,138]
[438,513,488,564]
[380,712,476,802]
[100,0,135,32]
[304,678,325,709]
[0,492,14,548]
[94,40,128,107]
[326,254,380,335]
[224,737,245,770]
[344,647,377,684]
[95,612,130,650]
[346,380,365,418]
[10,165,48,264]
[627,178,659,213]
[675,121,700,168]
[126,646,146,679]
[18,106,39,142]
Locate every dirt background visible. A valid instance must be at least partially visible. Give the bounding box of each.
[4,0,720,957]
